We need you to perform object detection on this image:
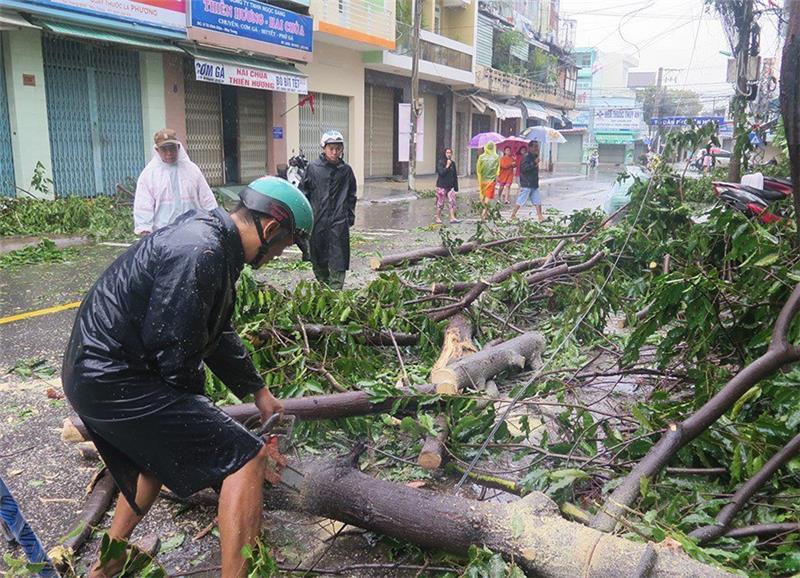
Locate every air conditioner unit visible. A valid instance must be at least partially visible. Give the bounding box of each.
[443,0,470,7]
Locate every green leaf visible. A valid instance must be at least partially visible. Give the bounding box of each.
[159,533,185,554]
[511,510,525,539]
[753,253,780,267]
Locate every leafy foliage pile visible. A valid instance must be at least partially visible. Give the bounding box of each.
[0,195,134,240]
[217,135,798,574]
[0,239,79,269]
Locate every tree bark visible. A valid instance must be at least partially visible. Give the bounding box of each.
[780,0,800,245]
[592,284,800,532]
[267,324,419,346]
[48,468,118,566]
[431,332,545,394]
[263,451,734,578]
[689,431,800,543]
[723,523,800,539]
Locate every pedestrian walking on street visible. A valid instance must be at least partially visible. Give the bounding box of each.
[476,141,500,221]
[511,140,542,222]
[133,129,217,237]
[300,130,357,290]
[497,146,516,204]
[434,148,460,224]
[62,177,313,578]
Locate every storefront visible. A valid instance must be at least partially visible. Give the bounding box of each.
[299,92,350,161]
[558,130,584,164]
[595,133,636,165]
[0,35,15,197]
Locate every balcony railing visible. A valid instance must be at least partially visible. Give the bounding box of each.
[395,22,472,72]
[475,65,576,109]
[312,0,395,46]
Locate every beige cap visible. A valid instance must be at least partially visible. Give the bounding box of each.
[154,128,180,147]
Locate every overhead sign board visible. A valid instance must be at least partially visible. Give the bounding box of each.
[194,58,308,94]
[188,0,313,61]
[23,0,186,32]
[650,116,724,127]
[593,108,642,132]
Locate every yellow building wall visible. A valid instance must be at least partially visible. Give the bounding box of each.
[296,41,366,186]
[441,3,476,46]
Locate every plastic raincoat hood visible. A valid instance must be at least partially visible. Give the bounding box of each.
[476,141,500,183]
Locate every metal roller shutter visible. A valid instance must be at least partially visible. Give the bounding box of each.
[43,35,144,196]
[476,15,494,67]
[598,144,625,165]
[237,89,269,182]
[364,84,394,177]
[184,60,224,186]
[299,92,350,160]
[0,37,15,197]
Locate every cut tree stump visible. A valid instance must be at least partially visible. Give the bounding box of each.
[417,415,449,470]
[431,332,545,394]
[262,449,734,578]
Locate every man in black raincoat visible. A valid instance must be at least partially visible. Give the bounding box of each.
[300,130,357,290]
[62,177,313,578]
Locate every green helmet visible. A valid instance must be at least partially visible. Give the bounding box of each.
[239,176,313,238]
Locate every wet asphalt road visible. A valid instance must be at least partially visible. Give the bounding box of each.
[0,168,618,371]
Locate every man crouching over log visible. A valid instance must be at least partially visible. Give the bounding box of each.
[61,177,314,577]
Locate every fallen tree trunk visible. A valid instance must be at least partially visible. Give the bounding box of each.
[592,283,800,532]
[689,431,800,544]
[263,449,734,578]
[431,332,545,394]
[371,236,533,271]
[265,324,419,346]
[49,468,118,566]
[67,385,437,441]
[417,415,449,470]
[524,250,605,286]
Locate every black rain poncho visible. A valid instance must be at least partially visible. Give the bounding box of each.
[299,155,357,272]
[62,208,264,512]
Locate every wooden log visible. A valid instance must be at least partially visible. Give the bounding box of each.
[417,415,449,470]
[265,324,419,347]
[431,332,545,394]
[263,451,734,578]
[49,468,118,567]
[69,384,437,441]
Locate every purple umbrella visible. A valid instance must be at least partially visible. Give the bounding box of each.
[469,132,505,149]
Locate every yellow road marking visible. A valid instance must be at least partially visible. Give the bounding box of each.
[0,301,82,326]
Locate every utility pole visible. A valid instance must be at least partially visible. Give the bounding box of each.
[728,0,755,182]
[653,66,664,153]
[408,0,423,193]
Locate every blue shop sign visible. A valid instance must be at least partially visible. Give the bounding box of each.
[190,0,313,53]
[272,127,284,139]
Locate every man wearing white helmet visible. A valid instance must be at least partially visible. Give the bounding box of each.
[299,130,357,289]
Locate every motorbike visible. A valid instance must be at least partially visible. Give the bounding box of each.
[712,176,793,224]
[276,151,311,261]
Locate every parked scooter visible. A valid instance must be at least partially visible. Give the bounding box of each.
[276,151,311,261]
[712,175,793,224]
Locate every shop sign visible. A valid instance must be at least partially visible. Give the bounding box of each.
[194,59,308,94]
[24,0,186,32]
[272,127,284,139]
[593,108,642,131]
[189,0,313,54]
[594,133,635,145]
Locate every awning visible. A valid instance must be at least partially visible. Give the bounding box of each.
[0,11,39,30]
[595,133,636,145]
[35,19,184,53]
[468,95,522,120]
[182,46,308,95]
[544,106,564,119]
[522,100,548,121]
